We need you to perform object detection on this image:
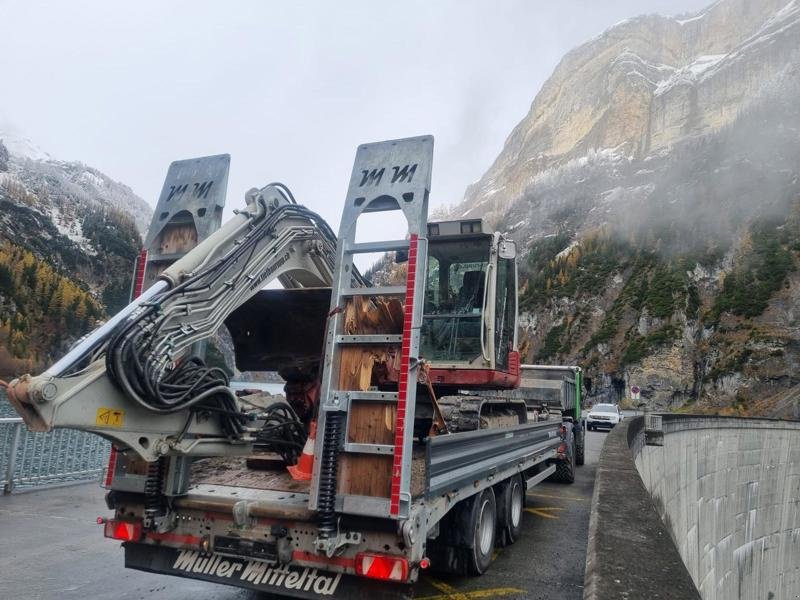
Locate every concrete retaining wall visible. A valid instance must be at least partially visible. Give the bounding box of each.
[584,418,701,600]
[634,415,800,600]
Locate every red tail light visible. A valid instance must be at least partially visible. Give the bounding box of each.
[104,519,142,542]
[355,553,409,582]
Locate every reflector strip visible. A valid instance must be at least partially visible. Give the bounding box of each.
[132,248,148,299]
[391,233,418,516]
[103,445,118,488]
[355,552,409,582]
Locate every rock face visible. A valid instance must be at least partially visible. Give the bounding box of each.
[0,127,151,374]
[454,0,800,413]
[463,0,799,223]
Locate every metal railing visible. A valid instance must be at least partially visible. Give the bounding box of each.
[1,417,109,494]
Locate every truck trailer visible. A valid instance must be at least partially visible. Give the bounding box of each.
[7,136,583,599]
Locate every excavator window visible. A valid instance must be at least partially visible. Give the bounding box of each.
[421,237,490,362]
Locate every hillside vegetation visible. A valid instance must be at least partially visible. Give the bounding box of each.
[0,138,145,375]
[0,242,103,373]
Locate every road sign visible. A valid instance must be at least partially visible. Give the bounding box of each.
[631,386,641,401]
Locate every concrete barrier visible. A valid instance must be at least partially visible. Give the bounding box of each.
[586,415,800,600]
[584,417,700,600]
[635,415,800,600]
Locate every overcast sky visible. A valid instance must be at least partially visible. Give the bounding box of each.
[0,0,709,239]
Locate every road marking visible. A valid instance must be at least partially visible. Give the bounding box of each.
[418,579,525,600]
[526,492,587,502]
[524,506,564,519]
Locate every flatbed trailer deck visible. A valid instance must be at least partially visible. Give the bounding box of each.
[114,417,564,598]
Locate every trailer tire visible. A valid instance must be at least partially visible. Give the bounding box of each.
[496,474,524,547]
[550,427,576,484]
[467,488,497,575]
[576,434,585,467]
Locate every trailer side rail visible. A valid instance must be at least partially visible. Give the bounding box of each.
[426,421,559,497]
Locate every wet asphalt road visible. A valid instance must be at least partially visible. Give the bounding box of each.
[0,427,612,600]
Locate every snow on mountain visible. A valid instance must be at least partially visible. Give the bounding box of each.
[0,124,151,234]
[0,123,51,161]
[653,54,727,96]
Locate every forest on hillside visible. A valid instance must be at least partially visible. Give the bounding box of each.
[0,242,104,374]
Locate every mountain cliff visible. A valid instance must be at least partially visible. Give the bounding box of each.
[0,128,150,375]
[455,0,800,414]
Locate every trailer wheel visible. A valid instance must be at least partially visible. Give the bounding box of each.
[550,426,576,484]
[496,474,524,547]
[467,488,497,575]
[576,432,585,467]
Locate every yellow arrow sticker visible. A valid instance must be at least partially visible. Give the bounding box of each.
[96,407,124,428]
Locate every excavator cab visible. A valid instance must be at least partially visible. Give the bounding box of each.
[421,219,520,390]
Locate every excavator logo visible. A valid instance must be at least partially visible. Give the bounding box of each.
[359,163,417,187]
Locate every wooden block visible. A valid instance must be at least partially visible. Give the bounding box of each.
[344,297,404,335]
[337,454,392,498]
[347,402,396,445]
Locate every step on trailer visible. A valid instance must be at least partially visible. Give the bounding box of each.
[7,135,583,599]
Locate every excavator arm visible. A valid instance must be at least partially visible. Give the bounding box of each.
[6,184,345,461]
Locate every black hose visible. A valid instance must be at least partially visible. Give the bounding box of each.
[253,402,307,465]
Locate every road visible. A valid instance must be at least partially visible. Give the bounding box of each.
[0,427,612,600]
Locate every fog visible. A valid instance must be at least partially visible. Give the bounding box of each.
[0,0,708,240]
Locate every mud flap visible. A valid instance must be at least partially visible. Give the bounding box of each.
[124,543,413,600]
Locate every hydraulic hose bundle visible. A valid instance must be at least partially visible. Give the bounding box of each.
[103,186,351,441]
[253,402,307,465]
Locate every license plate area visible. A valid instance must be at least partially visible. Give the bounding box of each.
[215,535,278,562]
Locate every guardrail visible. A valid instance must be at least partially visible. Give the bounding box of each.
[0,417,109,494]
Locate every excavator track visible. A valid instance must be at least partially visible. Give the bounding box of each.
[436,395,528,432]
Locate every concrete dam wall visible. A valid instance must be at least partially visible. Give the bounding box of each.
[634,416,800,600]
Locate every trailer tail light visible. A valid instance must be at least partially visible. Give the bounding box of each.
[355,553,409,582]
[104,519,142,542]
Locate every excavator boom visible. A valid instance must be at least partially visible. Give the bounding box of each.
[7,184,344,461]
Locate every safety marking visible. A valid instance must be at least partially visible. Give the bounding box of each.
[96,407,124,428]
[390,233,418,516]
[524,506,564,520]
[417,578,525,600]
[526,492,587,502]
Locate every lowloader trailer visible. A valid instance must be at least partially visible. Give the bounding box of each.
[7,136,583,599]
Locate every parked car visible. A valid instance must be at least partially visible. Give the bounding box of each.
[586,403,623,431]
